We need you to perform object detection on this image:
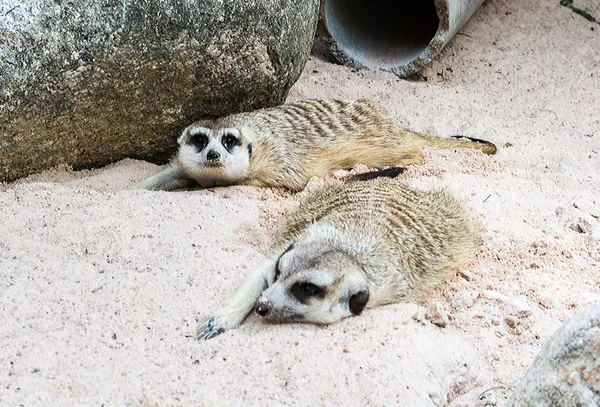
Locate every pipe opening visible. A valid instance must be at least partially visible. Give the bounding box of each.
[324,0,440,69]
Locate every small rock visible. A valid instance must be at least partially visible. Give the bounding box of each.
[412,309,427,324]
[457,269,473,281]
[569,220,591,234]
[537,295,556,310]
[426,303,451,328]
[504,317,517,329]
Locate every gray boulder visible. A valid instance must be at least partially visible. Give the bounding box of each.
[0,0,319,182]
[507,305,600,407]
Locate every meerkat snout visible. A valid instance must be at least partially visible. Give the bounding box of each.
[254,298,272,316]
[206,150,221,162]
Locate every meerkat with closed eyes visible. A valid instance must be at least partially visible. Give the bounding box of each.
[197,174,478,339]
[138,99,496,192]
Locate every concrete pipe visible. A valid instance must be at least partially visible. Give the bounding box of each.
[318,0,485,77]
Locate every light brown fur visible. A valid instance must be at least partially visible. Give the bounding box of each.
[139,99,496,192]
[198,176,479,339]
[275,177,479,304]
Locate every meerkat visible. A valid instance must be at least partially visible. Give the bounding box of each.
[197,175,478,339]
[138,99,496,192]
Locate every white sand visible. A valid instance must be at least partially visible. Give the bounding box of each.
[1,0,599,405]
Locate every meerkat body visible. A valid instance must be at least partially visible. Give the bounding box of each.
[198,176,478,339]
[139,99,496,192]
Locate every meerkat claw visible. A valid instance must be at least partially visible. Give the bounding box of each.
[196,317,212,336]
[198,329,221,340]
[196,317,225,340]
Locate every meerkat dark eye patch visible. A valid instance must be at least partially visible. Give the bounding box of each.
[222,134,240,151]
[189,133,208,151]
[290,282,325,303]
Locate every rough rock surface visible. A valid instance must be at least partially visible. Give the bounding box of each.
[0,0,319,182]
[507,305,600,407]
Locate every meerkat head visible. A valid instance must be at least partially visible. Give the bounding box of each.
[175,122,254,187]
[254,241,371,325]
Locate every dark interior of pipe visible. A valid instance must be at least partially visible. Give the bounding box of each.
[324,0,439,69]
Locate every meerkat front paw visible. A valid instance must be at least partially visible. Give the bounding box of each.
[196,316,226,340]
[196,309,247,340]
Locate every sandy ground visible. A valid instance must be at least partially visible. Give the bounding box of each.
[1,0,599,405]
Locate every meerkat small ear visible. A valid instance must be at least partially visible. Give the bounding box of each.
[349,289,370,315]
[177,129,188,145]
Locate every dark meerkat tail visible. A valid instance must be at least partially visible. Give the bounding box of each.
[344,167,405,182]
[418,133,497,155]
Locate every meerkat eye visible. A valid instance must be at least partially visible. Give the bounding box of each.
[290,282,325,302]
[189,133,208,151]
[222,134,238,150]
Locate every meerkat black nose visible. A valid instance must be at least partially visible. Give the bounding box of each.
[206,150,221,161]
[254,300,272,317]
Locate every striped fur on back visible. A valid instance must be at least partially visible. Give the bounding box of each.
[277,177,478,302]
[218,99,495,191]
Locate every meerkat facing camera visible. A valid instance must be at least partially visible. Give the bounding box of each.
[139,99,496,192]
[197,175,478,339]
